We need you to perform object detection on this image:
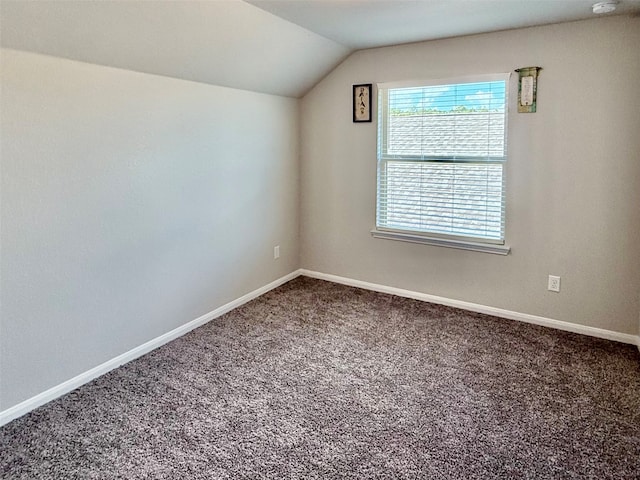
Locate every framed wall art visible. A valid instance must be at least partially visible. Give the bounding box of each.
[353,83,372,122]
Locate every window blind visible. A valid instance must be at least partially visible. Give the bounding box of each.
[376,75,508,244]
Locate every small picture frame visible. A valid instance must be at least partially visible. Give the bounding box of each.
[353,83,372,122]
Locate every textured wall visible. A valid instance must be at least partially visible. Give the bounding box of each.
[0,49,300,409]
[300,16,640,335]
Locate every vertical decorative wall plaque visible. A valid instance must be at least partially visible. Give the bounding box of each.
[515,67,541,113]
[353,84,372,122]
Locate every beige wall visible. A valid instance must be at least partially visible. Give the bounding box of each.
[0,49,300,409]
[300,17,640,335]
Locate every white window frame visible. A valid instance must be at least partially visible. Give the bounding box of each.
[372,73,511,255]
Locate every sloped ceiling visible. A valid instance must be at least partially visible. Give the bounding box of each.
[247,0,640,50]
[0,0,350,98]
[3,0,639,97]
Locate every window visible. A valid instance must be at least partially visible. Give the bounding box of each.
[373,74,510,254]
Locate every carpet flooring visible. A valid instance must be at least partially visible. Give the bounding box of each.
[1,276,639,479]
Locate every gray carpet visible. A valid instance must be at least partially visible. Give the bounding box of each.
[1,276,639,479]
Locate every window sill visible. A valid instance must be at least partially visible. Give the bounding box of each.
[370,229,511,255]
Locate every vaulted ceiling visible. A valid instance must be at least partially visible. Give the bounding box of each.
[247,0,640,50]
[2,0,639,98]
[0,0,349,98]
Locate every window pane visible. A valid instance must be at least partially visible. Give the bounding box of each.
[378,161,504,240]
[377,77,508,243]
[386,112,505,158]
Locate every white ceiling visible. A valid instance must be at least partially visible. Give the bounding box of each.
[0,0,349,98]
[247,0,640,49]
[2,0,638,97]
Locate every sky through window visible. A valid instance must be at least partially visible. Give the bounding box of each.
[389,81,505,113]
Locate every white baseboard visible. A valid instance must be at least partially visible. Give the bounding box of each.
[2,267,637,427]
[0,270,302,427]
[300,269,640,348]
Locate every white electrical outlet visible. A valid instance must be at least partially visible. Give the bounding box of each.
[274,245,280,259]
[548,275,560,292]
